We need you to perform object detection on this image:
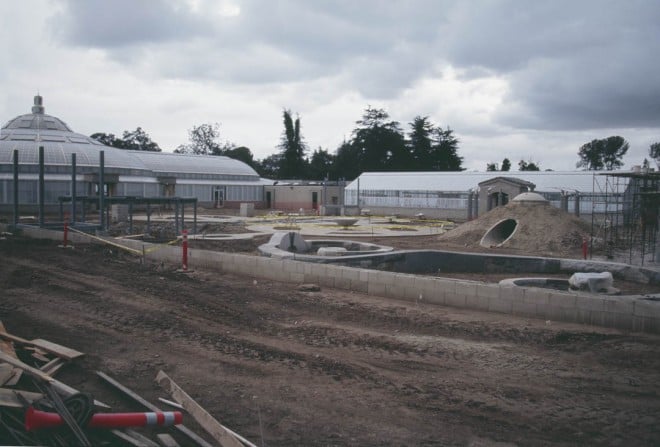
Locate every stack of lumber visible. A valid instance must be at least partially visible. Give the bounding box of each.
[0,322,254,447]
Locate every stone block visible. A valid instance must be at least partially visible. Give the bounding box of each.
[444,293,466,308]
[368,282,387,296]
[575,295,605,311]
[633,299,660,317]
[511,300,537,318]
[455,281,478,298]
[489,296,513,314]
[466,294,490,311]
[476,283,500,299]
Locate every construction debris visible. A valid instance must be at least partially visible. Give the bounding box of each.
[0,323,252,447]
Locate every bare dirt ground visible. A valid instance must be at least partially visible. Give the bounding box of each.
[2,230,660,446]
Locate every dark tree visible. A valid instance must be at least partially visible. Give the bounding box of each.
[333,141,362,180]
[224,146,256,168]
[120,127,161,151]
[278,109,307,179]
[518,159,540,171]
[408,116,434,170]
[486,162,498,171]
[308,147,336,180]
[649,141,660,166]
[175,123,227,155]
[576,136,629,170]
[90,132,121,147]
[429,127,462,171]
[351,106,408,172]
[501,158,511,171]
[90,127,161,151]
[255,154,282,179]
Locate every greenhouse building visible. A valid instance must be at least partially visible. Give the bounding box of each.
[0,96,270,214]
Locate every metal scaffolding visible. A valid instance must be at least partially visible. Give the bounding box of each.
[591,170,660,265]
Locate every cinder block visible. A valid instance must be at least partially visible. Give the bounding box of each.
[522,287,550,305]
[386,283,407,300]
[455,281,478,298]
[633,299,660,317]
[349,279,368,293]
[545,305,578,323]
[310,264,327,278]
[466,294,490,311]
[602,298,635,315]
[341,268,360,282]
[368,282,386,296]
[547,292,577,308]
[334,277,351,290]
[633,316,660,333]
[575,295,605,311]
[476,283,500,299]
[433,279,457,295]
[445,293,467,308]
[359,269,370,282]
[489,296,513,314]
[290,272,305,283]
[511,300,537,318]
[423,290,445,305]
[499,284,525,301]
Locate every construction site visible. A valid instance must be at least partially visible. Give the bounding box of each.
[2,180,660,446]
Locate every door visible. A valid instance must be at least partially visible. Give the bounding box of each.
[266,191,272,209]
[213,187,225,208]
[312,191,318,210]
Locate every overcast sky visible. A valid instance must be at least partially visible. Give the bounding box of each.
[2,0,659,171]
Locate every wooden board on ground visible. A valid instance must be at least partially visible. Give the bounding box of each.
[0,322,22,386]
[0,388,43,408]
[97,371,214,447]
[0,351,109,409]
[156,433,181,447]
[155,370,246,447]
[0,331,84,361]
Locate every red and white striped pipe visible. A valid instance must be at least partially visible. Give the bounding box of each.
[25,407,183,431]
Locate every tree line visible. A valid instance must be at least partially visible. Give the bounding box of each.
[90,107,658,180]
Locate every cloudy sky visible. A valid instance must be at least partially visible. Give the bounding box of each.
[2,0,659,171]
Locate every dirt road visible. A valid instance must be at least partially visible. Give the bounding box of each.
[2,237,660,446]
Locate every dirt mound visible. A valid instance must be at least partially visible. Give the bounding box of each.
[439,202,591,258]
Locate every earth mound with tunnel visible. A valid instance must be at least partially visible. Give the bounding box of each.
[437,198,592,258]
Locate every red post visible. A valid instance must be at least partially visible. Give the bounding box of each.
[63,217,69,248]
[182,229,188,271]
[582,237,588,259]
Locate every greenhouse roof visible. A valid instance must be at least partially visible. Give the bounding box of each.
[345,171,606,194]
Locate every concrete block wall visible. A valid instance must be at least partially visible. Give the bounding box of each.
[8,224,660,334]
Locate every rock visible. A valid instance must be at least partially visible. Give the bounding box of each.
[569,272,614,293]
[298,283,321,292]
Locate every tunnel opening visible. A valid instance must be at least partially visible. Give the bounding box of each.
[480,218,518,247]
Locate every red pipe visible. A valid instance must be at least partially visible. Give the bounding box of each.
[182,229,188,271]
[25,407,183,431]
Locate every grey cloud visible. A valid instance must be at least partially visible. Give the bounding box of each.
[52,0,211,47]
[440,1,660,131]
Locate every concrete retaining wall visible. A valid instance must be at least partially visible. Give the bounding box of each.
[8,224,660,334]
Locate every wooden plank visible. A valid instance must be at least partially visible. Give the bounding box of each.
[40,357,66,376]
[125,429,161,447]
[97,371,214,447]
[155,370,245,447]
[112,429,159,447]
[156,433,181,447]
[0,322,22,386]
[0,388,43,408]
[0,331,84,361]
[0,351,110,409]
[30,339,84,361]
[158,397,184,410]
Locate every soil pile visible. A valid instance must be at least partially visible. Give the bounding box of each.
[439,202,592,258]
